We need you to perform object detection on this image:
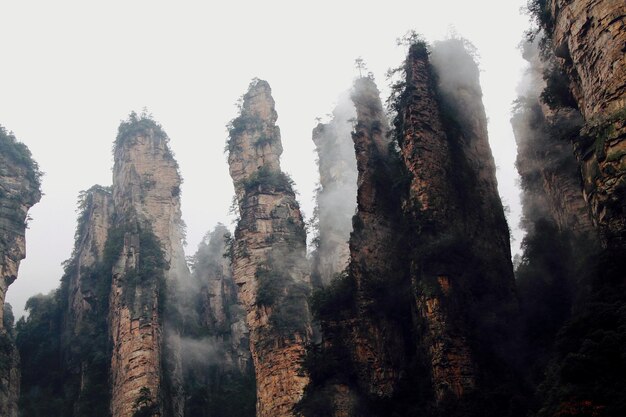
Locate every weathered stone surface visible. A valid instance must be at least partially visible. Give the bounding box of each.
[311,94,357,286]
[548,0,626,255]
[110,118,188,417]
[397,41,517,404]
[228,80,312,417]
[0,128,41,417]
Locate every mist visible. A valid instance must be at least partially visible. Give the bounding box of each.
[311,92,358,285]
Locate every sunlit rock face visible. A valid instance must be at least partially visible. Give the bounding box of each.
[228,79,312,417]
[0,128,41,417]
[109,117,188,417]
[311,94,357,287]
[547,0,626,257]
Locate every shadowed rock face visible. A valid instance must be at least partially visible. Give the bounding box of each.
[396,41,517,406]
[348,77,407,397]
[0,128,40,417]
[311,94,357,287]
[547,0,626,259]
[110,117,188,417]
[228,80,312,417]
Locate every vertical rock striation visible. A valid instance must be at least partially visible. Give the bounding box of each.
[0,127,41,417]
[228,79,312,417]
[393,40,517,408]
[311,94,358,286]
[545,0,626,260]
[109,114,188,417]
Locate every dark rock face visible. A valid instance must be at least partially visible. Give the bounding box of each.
[227,79,312,417]
[347,77,407,398]
[397,40,518,410]
[301,42,518,417]
[0,127,41,417]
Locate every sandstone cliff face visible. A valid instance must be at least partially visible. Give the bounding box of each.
[0,127,41,417]
[395,41,517,406]
[546,0,626,256]
[311,95,357,286]
[228,79,312,417]
[110,115,188,417]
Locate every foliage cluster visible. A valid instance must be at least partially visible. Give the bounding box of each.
[122,226,167,319]
[115,109,167,148]
[184,368,256,417]
[240,166,295,194]
[0,125,43,193]
[310,271,356,321]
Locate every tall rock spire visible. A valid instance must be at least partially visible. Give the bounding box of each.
[227,79,312,417]
[395,39,518,409]
[109,113,188,417]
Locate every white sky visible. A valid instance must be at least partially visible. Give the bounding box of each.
[1,0,530,318]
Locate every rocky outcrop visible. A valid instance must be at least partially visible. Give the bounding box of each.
[545,0,626,258]
[512,40,594,236]
[228,79,312,417]
[109,114,188,417]
[311,94,357,286]
[395,40,517,407]
[0,127,41,417]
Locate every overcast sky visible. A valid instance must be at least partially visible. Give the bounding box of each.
[1,0,530,318]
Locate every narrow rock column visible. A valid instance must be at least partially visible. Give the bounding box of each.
[347,77,407,397]
[227,80,312,417]
[396,41,517,404]
[109,116,187,417]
